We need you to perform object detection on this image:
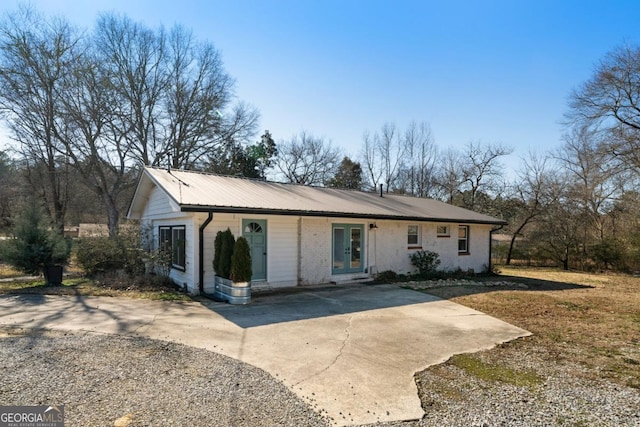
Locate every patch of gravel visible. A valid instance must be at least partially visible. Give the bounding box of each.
[417,366,640,427]
[415,365,640,426]
[363,341,640,427]
[401,278,529,291]
[0,329,329,427]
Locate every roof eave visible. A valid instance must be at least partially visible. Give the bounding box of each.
[179,205,508,225]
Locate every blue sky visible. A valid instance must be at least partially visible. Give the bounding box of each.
[3,0,640,172]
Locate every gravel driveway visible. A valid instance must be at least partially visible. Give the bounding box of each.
[2,327,639,427]
[0,329,329,427]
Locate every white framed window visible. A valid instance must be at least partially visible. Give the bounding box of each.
[408,224,421,247]
[458,225,469,254]
[159,225,186,270]
[436,225,450,237]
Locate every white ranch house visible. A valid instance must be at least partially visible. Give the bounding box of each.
[128,167,506,294]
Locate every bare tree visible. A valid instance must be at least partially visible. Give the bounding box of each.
[433,148,465,203]
[163,25,258,169]
[360,122,406,193]
[275,132,341,185]
[95,14,258,170]
[556,126,624,242]
[93,13,166,168]
[433,141,512,211]
[505,151,558,264]
[399,120,437,197]
[0,7,260,236]
[459,141,513,211]
[533,189,583,270]
[360,130,383,191]
[0,6,80,232]
[567,44,640,172]
[57,32,137,237]
[378,123,405,193]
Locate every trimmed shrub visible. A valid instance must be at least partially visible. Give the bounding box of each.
[213,230,224,273]
[409,250,441,276]
[230,236,252,282]
[215,228,235,279]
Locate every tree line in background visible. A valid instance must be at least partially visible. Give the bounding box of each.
[1,5,640,272]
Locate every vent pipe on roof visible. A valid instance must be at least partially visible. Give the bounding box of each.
[380,184,383,197]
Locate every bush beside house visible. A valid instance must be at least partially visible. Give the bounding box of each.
[410,250,442,277]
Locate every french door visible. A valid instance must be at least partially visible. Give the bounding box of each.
[332,224,364,275]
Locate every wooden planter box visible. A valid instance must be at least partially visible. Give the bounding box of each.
[213,276,251,304]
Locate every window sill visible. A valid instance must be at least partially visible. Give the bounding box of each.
[437,235,450,238]
[458,252,470,256]
[408,246,422,250]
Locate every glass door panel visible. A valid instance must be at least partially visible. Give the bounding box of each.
[333,227,345,271]
[332,224,364,274]
[350,227,361,270]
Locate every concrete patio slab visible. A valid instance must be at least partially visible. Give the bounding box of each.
[0,284,530,425]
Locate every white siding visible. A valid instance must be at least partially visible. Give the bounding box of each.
[202,214,300,290]
[457,224,492,273]
[369,220,412,275]
[141,184,493,292]
[143,186,181,218]
[300,218,332,284]
[141,185,196,293]
[266,216,299,287]
[371,221,492,275]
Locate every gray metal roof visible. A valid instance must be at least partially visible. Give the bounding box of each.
[128,167,507,225]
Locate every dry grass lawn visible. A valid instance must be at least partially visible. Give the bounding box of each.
[425,266,640,389]
[0,263,192,302]
[0,263,24,278]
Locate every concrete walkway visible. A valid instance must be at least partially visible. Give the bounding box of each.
[0,284,530,426]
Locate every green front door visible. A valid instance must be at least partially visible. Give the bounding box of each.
[242,219,267,281]
[332,224,364,275]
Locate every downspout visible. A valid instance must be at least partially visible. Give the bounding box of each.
[199,212,214,294]
[297,217,302,286]
[489,224,504,274]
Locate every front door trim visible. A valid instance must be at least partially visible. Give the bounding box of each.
[242,219,267,281]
